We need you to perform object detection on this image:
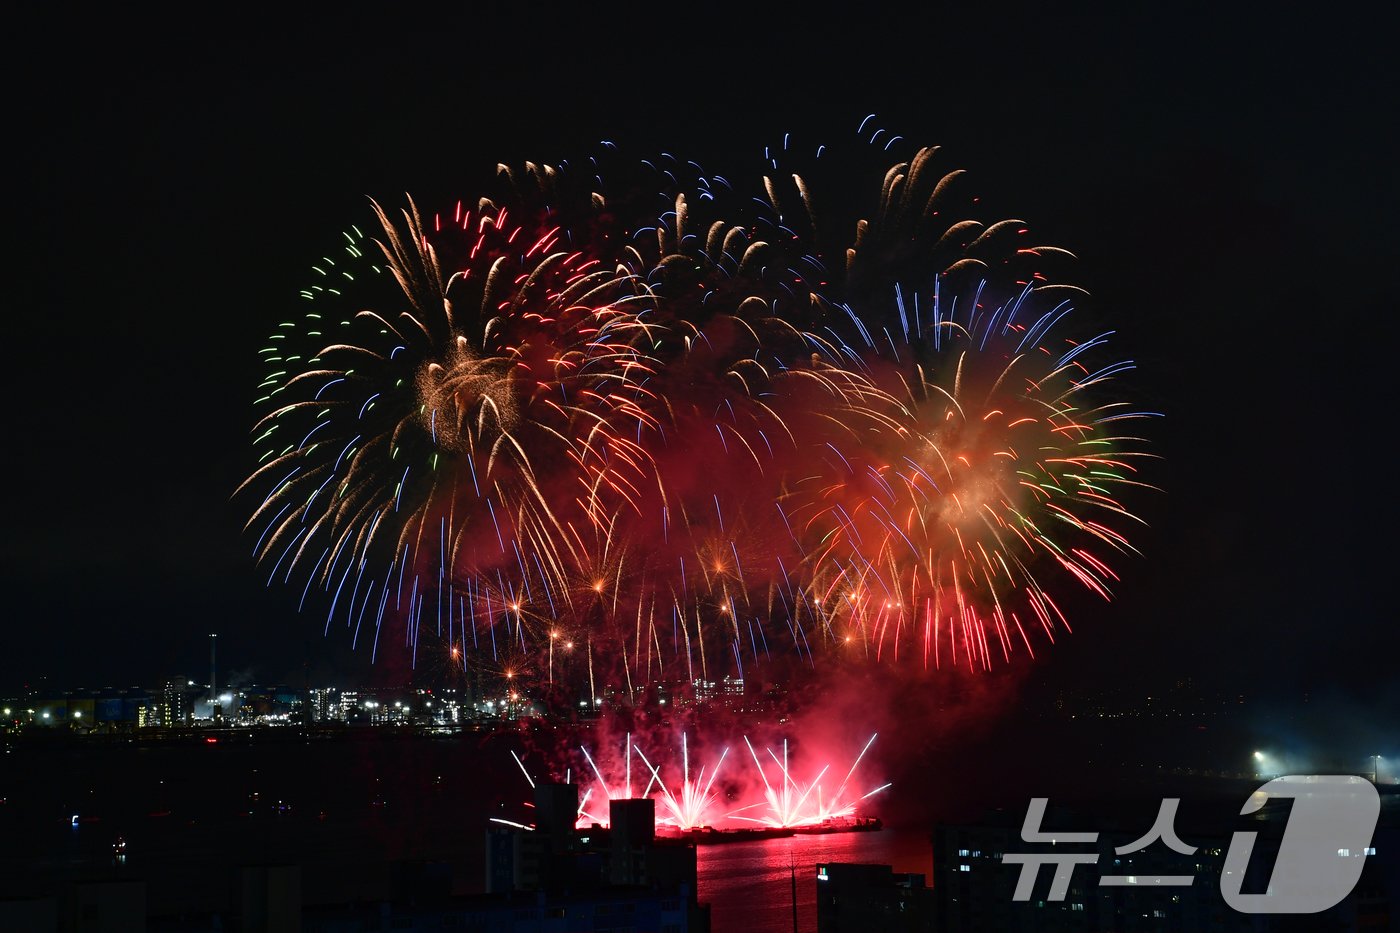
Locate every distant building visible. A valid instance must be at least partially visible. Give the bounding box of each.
[309,687,339,722]
[136,701,160,728]
[816,862,933,933]
[161,679,193,728]
[30,696,67,726]
[338,690,387,724]
[692,675,744,707]
[16,688,149,732]
[337,690,360,722]
[233,685,299,722]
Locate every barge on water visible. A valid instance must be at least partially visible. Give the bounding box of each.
[658,815,882,845]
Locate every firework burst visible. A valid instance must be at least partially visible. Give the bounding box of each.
[240,118,1159,692]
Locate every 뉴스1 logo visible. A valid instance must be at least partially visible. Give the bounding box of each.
[1005,775,1380,914]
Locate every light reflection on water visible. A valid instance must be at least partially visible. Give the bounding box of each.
[696,827,930,933]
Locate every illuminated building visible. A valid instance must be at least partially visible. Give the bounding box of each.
[161,679,192,728]
[309,687,338,722]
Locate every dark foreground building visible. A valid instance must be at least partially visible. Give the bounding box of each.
[300,784,711,933]
[815,861,933,932]
[469,787,709,933]
[0,783,709,933]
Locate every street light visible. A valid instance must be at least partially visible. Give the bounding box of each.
[1374,755,1383,784]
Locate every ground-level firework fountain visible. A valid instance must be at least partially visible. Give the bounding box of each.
[502,726,890,842]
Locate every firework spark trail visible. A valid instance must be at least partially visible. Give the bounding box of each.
[241,117,1160,694]
[510,749,535,789]
[523,729,885,831]
[633,734,732,830]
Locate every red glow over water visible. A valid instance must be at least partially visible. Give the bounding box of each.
[696,827,931,933]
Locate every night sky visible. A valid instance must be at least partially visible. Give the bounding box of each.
[7,6,1397,715]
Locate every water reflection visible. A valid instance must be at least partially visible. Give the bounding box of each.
[696,827,930,933]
